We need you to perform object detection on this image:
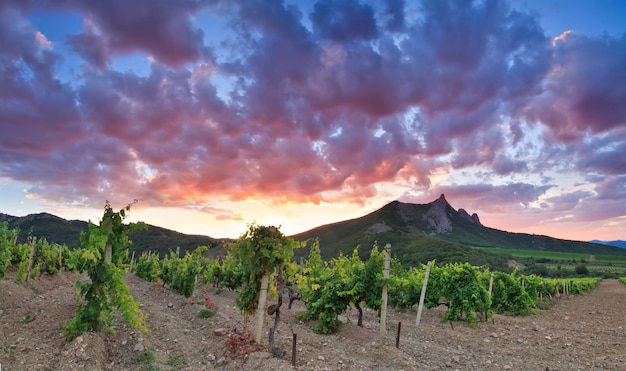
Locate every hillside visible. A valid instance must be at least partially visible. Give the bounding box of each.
[291,195,626,268]
[591,240,626,249]
[0,212,228,258]
[3,196,625,271]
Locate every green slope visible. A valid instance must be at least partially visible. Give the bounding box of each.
[291,197,626,270]
[0,212,227,258]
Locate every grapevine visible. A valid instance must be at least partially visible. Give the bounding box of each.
[229,224,302,345]
[63,200,147,339]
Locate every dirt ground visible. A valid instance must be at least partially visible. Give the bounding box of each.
[1,268,625,371]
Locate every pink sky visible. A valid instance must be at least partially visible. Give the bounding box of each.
[1,0,625,242]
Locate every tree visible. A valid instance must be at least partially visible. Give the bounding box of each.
[575,264,589,275]
[229,224,301,346]
[63,201,147,338]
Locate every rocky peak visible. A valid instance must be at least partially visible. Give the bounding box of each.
[458,208,482,226]
[422,194,453,233]
[421,194,482,233]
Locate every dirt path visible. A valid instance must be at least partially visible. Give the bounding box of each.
[1,272,625,370]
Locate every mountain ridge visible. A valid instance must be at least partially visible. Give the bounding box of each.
[291,195,626,262]
[0,212,228,258]
[590,240,626,249]
[2,195,625,269]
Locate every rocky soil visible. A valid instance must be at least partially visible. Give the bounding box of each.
[1,268,625,370]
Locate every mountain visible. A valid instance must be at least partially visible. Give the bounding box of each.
[0,212,228,258]
[590,240,626,249]
[291,195,626,267]
[3,195,624,270]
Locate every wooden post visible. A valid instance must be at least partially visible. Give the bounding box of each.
[292,333,297,366]
[176,246,180,257]
[130,251,136,273]
[380,244,391,336]
[104,208,113,264]
[58,245,63,272]
[485,273,494,322]
[255,273,270,343]
[416,261,432,327]
[26,237,37,282]
[396,322,402,348]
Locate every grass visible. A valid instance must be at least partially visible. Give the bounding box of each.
[128,347,155,365]
[473,247,626,264]
[198,308,217,319]
[544,264,626,273]
[167,354,187,369]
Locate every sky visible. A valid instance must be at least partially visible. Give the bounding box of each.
[1,0,625,242]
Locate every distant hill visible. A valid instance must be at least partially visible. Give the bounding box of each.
[3,196,625,271]
[291,195,626,269]
[590,240,626,249]
[0,212,228,259]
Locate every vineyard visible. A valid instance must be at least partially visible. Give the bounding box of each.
[1,213,626,370]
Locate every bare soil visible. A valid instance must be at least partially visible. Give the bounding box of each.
[1,269,625,370]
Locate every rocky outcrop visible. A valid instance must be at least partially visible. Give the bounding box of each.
[364,222,393,236]
[458,208,482,225]
[422,194,482,233]
[422,194,453,233]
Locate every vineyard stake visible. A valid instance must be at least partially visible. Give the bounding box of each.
[59,245,63,272]
[396,322,401,348]
[292,333,297,366]
[130,251,135,273]
[485,273,494,322]
[255,273,270,343]
[415,260,432,327]
[26,237,37,282]
[104,208,113,264]
[380,244,391,336]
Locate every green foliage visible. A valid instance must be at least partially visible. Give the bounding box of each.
[575,264,589,275]
[619,277,626,286]
[212,254,247,291]
[169,246,207,297]
[230,224,301,315]
[489,271,535,316]
[5,235,75,282]
[424,263,491,323]
[63,201,147,339]
[198,308,217,318]
[0,222,17,278]
[296,243,387,333]
[135,251,161,282]
[388,265,425,311]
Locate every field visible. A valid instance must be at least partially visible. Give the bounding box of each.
[1,268,625,370]
[475,247,626,264]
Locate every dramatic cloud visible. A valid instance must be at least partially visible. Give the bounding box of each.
[64,0,211,68]
[1,0,624,239]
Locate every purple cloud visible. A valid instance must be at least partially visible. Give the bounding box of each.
[63,0,211,68]
[0,6,82,157]
[0,0,624,235]
[310,0,379,42]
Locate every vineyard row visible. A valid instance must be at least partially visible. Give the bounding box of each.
[1,221,604,335]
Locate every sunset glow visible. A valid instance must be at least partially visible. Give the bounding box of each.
[1,0,625,242]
